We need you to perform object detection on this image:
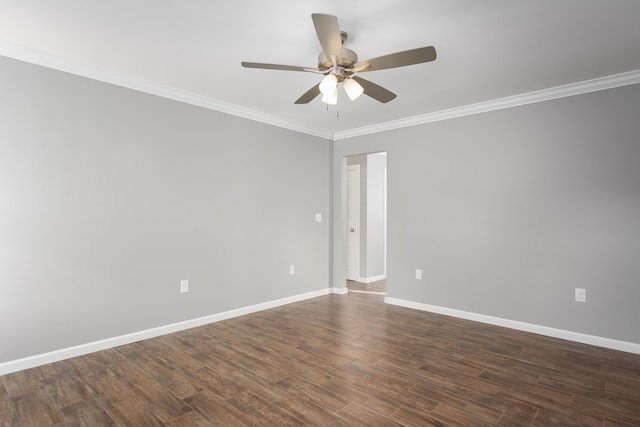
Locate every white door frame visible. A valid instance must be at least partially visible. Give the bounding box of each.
[346,164,360,282]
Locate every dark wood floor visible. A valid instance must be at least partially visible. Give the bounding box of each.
[2,290,640,426]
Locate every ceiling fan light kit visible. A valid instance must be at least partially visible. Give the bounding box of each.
[241,13,436,111]
[343,78,364,101]
[321,87,338,105]
[319,73,338,96]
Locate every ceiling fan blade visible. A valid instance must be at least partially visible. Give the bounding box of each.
[352,76,397,103]
[354,46,436,72]
[311,14,343,66]
[241,62,317,72]
[294,84,321,104]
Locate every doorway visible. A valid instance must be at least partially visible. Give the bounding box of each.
[345,152,387,294]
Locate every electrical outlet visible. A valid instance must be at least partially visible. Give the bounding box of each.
[315,213,322,223]
[290,265,295,275]
[180,280,189,293]
[575,288,586,303]
[416,269,422,280]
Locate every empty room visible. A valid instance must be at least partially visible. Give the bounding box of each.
[1,1,640,425]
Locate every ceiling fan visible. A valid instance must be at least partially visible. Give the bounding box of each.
[241,13,436,107]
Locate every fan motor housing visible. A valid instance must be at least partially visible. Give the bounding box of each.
[318,48,358,73]
[317,31,358,73]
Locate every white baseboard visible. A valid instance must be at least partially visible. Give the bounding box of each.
[357,275,386,284]
[331,287,349,295]
[385,297,640,355]
[0,287,332,376]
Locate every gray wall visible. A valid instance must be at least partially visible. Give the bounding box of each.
[334,83,640,344]
[0,56,331,363]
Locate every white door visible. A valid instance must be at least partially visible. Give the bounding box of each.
[346,165,360,281]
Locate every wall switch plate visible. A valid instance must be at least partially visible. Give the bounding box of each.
[315,213,322,223]
[289,265,295,275]
[416,269,422,280]
[180,280,189,293]
[575,288,586,303]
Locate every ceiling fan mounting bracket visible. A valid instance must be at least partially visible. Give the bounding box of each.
[340,31,348,44]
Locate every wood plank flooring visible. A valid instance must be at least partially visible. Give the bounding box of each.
[2,289,640,426]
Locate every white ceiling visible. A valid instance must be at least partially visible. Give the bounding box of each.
[1,1,640,139]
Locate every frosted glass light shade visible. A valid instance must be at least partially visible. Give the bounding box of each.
[319,74,338,96]
[343,78,364,100]
[321,87,338,105]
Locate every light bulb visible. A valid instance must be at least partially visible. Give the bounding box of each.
[343,78,364,101]
[319,74,338,96]
[321,87,338,105]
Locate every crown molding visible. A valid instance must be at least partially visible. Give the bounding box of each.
[333,69,640,140]
[0,40,333,140]
[2,40,639,142]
